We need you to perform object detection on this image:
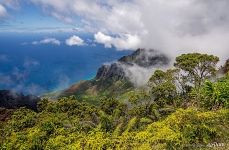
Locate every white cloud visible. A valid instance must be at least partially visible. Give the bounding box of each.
[32,38,61,45]
[29,0,229,62]
[94,32,141,50]
[30,0,109,24]
[65,35,84,46]
[0,4,7,17]
[94,32,112,48]
[123,63,156,87]
[40,38,61,45]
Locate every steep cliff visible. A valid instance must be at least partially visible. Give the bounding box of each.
[57,49,169,101]
[95,49,169,81]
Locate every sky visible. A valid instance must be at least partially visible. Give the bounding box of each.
[0,0,229,60]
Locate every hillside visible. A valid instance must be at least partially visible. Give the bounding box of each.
[57,49,169,102]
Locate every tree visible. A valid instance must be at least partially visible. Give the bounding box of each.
[37,98,49,112]
[100,97,127,116]
[148,69,178,107]
[174,53,219,89]
[128,90,154,116]
[200,77,229,110]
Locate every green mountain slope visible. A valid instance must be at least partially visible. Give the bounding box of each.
[47,49,169,103]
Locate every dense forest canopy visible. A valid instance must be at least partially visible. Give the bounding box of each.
[0,52,229,150]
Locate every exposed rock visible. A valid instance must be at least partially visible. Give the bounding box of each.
[119,49,169,67]
[95,49,169,81]
[95,63,126,81]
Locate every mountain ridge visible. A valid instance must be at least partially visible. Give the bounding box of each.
[54,49,170,102]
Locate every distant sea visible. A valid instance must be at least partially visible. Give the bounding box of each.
[0,32,131,95]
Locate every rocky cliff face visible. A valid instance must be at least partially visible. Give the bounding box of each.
[95,49,169,81]
[60,49,170,100]
[119,49,169,67]
[95,63,125,81]
[0,90,40,111]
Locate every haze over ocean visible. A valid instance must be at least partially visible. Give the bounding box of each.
[0,33,131,95]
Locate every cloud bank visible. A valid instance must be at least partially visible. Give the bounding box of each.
[66,35,84,46]
[25,0,229,62]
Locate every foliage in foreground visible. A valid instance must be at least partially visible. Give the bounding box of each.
[1,103,229,150]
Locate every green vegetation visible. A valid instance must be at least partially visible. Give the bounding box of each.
[1,53,229,150]
[56,78,134,105]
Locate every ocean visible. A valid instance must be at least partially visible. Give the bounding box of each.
[0,33,131,95]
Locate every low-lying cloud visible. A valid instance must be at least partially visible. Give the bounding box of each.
[30,36,86,46]
[66,35,84,46]
[0,57,45,95]
[123,64,159,87]
[32,38,61,45]
[94,32,141,50]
